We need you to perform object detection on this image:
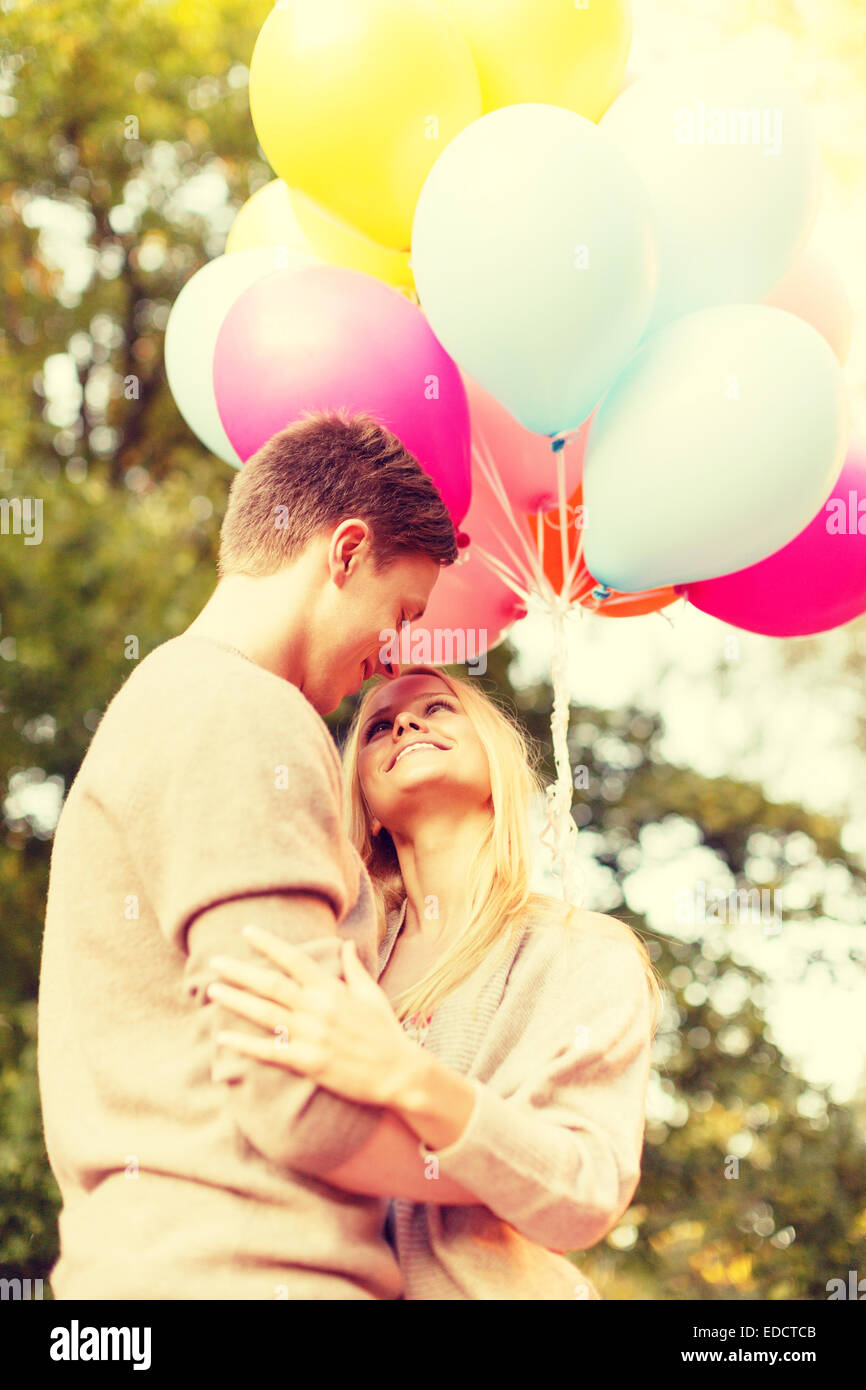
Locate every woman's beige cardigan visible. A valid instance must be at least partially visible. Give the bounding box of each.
[378,896,655,1300]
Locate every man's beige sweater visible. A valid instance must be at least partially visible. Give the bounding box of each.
[38,633,403,1299]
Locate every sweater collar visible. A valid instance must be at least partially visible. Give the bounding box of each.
[377,896,408,980]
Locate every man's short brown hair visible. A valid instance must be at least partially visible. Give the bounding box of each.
[218,409,459,578]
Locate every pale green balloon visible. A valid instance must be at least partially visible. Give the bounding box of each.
[411,102,657,436]
[582,304,849,593]
[600,56,822,335]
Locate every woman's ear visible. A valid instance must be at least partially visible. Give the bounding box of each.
[370,817,382,836]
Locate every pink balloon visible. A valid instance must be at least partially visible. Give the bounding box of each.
[764,247,852,365]
[678,452,866,637]
[213,265,471,525]
[463,372,587,512]
[407,557,524,661]
[407,465,528,661]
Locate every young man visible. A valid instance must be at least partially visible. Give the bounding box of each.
[37,409,458,1299]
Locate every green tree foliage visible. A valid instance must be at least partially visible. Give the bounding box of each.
[1,0,864,1299]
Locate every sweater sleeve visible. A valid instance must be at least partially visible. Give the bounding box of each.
[189,896,386,1179]
[124,668,385,1177]
[418,932,655,1252]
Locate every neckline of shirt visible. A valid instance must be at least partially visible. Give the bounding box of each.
[378,896,409,978]
[174,631,257,667]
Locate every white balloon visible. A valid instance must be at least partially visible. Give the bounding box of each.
[164,245,317,465]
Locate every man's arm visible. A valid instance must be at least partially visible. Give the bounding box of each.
[189,891,389,1179]
[192,891,480,1199]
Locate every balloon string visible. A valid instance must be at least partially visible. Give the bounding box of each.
[534,508,544,577]
[468,424,673,899]
[471,433,549,594]
[484,516,545,602]
[471,544,535,608]
[556,446,569,595]
[539,595,584,908]
[540,444,583,906]
[572,573,598,604]
[469,425,583,905]
[550,424,586,448]
[565,515,587,598]
[470,433,556,602]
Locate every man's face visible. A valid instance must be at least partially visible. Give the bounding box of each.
[308,538,442,714]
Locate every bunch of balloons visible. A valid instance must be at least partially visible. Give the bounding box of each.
[163,0,860,899]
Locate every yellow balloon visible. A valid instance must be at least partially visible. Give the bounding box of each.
[438,0,632,122]
[225,180,311,256]
[225,180,415,293]
[287,189,415,292]
[249,0,481,251]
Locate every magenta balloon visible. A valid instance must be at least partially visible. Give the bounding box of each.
[679,453,866,637]
[212,265,471,525]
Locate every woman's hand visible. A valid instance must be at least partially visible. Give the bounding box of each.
[206,925,425,1109]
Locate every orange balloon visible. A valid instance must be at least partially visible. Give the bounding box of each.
[525,481,679,616]
[594,590,679,618]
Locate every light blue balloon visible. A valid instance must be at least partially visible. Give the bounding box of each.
[411,103,657,436]
[164,244,316,466]
[582,305,849,593]
[600,57,822,336]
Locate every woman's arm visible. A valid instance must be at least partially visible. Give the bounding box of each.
[375,933,657,1252]
[324,1106,481,1204]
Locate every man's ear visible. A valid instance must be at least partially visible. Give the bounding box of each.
[329,518,372,583]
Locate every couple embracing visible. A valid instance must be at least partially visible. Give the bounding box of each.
[38,410,660,1301]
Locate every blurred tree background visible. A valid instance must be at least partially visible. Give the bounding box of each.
[1,0,864,1299]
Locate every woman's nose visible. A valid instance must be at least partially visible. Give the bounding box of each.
[394,711,422,735]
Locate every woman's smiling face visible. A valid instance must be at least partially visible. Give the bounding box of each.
[356,672,492,834]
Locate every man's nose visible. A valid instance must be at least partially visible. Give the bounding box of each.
[374,653,401,679]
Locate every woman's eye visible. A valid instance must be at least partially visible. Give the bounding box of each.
[365,699,455,743]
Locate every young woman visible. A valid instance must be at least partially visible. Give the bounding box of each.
[209,664,662,1299]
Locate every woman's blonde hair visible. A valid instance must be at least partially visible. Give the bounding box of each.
[341,663,663,1032]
